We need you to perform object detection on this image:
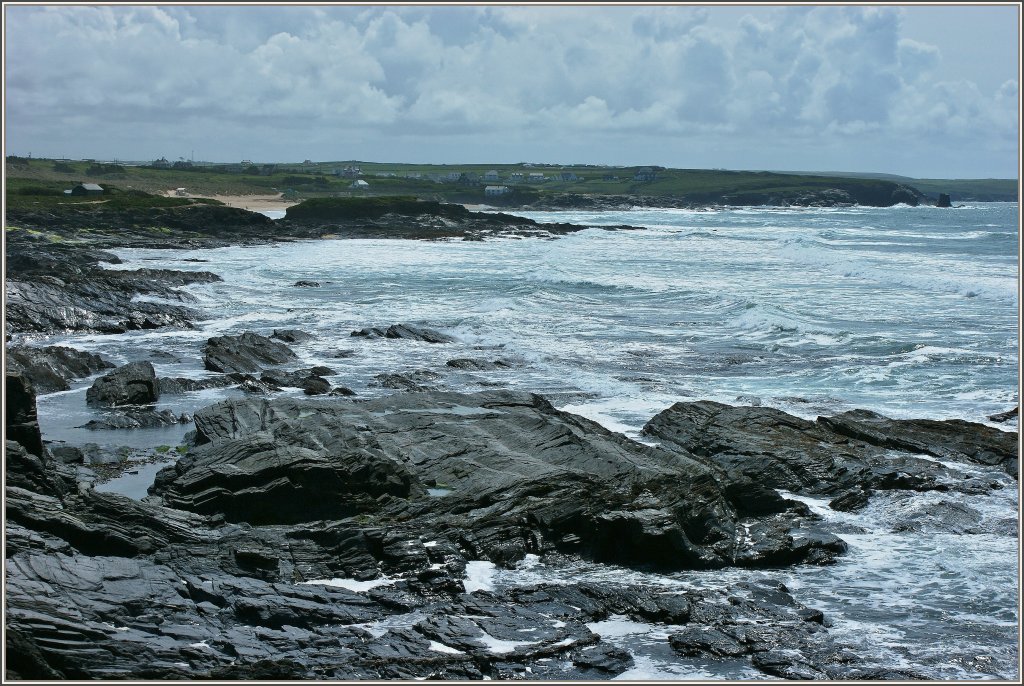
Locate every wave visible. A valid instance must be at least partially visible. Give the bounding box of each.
[726,301,849,345]
[777,238,1018,303]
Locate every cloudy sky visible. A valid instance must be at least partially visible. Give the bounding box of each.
[4,3,1019,178]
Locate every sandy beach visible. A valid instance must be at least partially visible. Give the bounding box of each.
[162,190,298,211]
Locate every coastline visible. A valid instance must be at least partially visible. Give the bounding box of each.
[3,200,1018,680]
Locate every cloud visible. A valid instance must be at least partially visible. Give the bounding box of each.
[3,5,1017,175]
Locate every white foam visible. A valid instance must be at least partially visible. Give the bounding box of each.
[476,630,533,654]
[298,577,395,592]
[463,561,496,593]
[428,640,465,655]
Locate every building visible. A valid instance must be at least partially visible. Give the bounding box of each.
[484,185,510,196]
[70,183,104,196]
[558,172,580,182]
[634,167,657,182]
[350,179,369,189]
[527,173,547,183]
[508,172,524,183]
[483,170,500,181]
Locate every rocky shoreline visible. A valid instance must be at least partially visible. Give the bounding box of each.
[4,200,1018,679]
[6,325,1017,679]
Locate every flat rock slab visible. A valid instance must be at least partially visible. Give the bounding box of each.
[642,401,1018,498]
[164,390,843,570]
[5,345,114,393]
[352,324,456,343]
[203,332,297,374]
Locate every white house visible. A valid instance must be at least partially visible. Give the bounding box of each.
[484,170,500,181]
[527,173,547,183]
[350,179,369,189]
[484,185,510,196]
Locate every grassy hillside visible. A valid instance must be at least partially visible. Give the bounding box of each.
[774,169,1018,201]
[6,155,1016,206]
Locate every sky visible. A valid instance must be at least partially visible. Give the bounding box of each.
[3,3,1020,178]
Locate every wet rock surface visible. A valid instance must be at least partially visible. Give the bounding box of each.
[352,324,457,343]
[6,381,1010,679]
[5,345,115,393]
[202,332,298,373]
[5,230,221,335]
[642,401,1018,505]
[85,361,161,407]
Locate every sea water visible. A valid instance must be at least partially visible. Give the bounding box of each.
[22,202,1020,679]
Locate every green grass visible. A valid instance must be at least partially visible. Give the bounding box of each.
[7,156,1017,206]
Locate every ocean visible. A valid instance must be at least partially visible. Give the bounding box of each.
[27,202,1020,679]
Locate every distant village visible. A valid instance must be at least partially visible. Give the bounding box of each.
[147,156,661,195]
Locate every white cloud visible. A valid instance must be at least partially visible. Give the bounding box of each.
[3,5,1017,175]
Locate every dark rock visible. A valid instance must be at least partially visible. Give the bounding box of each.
[829,488,871,512]
[203,332,297,374]
[890,187,921,206]
[157,375,238,395]
[293,281,321,288]
[6,372,45,457]
[643,401,1015,497]
[330,386,357,397]
[5,345,114,393]
[989,406,1018,423]
[446,358,511,371]
[271,328,314,343]
[818,409,1018,478]
[172,391,842,569]
[352,324,456,343]
[6,441,66,499]
[302,377,331,395]
[937,193,952,208]
[4,232,222,335]
[51,446,86,464]
[80,409,189,430]
[260,367,336,389]
[371,372,440,392]
[85,362,160,407]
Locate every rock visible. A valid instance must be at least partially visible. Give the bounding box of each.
[446,358,511,371]
[371,372,440,392]
[293,281,321,288]
[642,401,1015,497]
[157,375,238,395]
[5,345,114,393]
[260,367,336,389]
[271,329,314,343]
[829,487,871,512]
[4,233,222,335]
[203,332,297,374]
[989,406,1018,423]
[818,409,1018,478]
[171,391,842,569]
[890,187,921,206]
[302,377,331,396]
[6,440,66,499]
[351,324,456,343]
[85,362,160,407]
[6,372,45,457]
[80,409,189,430]
[159,438,420,524]
[330,387,357,397]
[937,193,952,208]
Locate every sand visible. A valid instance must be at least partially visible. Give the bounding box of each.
[162,190,298,211]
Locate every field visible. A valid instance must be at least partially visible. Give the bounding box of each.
[4,156,1017,210]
